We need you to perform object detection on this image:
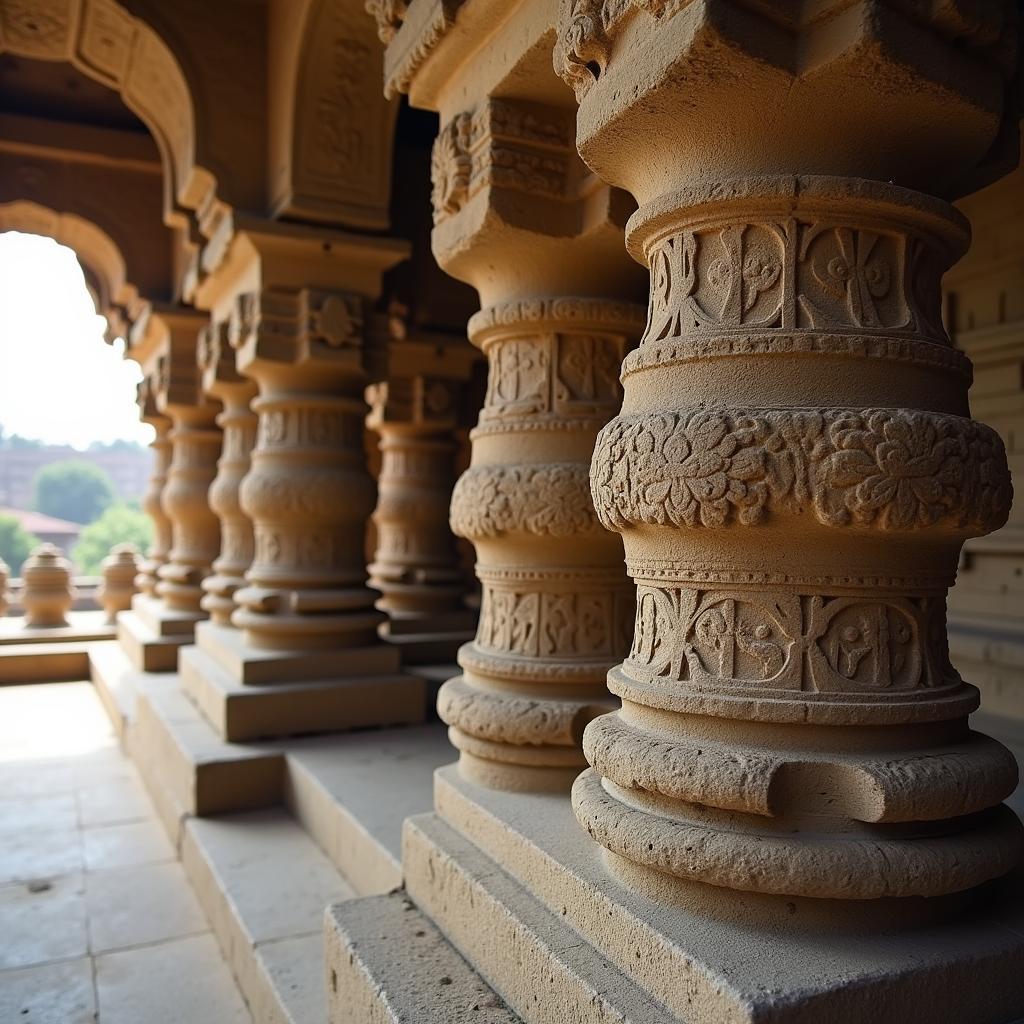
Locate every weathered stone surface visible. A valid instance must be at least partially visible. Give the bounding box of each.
[425,89,648,790]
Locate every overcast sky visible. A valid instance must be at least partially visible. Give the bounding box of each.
[0,232,152,449]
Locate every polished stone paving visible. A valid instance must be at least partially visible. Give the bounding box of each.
[0,681,251,1023]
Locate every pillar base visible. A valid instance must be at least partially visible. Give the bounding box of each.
[118,593,204,672]
[330,763,1024,1024]
[179,621,425,741]
[378,608,476,665]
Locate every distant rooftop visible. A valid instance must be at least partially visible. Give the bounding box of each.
[0,506,82,535]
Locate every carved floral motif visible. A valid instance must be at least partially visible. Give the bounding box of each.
[430,100,575,223]
[451,464,599,539]
[593,407,1010,534]
[430,113,472,219]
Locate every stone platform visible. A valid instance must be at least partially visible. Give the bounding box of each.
[87,640,455,1022]
[0,611,116,683]
[328,766,1024,1024]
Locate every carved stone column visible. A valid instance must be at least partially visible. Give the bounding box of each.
[155,385,222,617]
[231,288,387,653]
[557,0,1022,912]
[119,309,222,673]
[366,340,477,664]
[198,322,257,627]
[178,285,423,742]
[328,6,1024,1023]
[425,98,646,790]
[134,389,172,597]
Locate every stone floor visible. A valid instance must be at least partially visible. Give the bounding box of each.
[0,681,252,1024]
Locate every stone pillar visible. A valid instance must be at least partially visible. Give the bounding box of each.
[0,557,8,618]
[155,397,222,617]
[99,544,140,624]
[555,0,1023,917]
[420,98,646,791]
[231,288,386,653]
[118,310,223,673]
[198,321,257,627]
[134,390,172,597]
[22,544,73,628]
[177,286,423,742]
[366,341,477,665]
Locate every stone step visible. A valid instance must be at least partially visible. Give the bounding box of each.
[89,639,147,737]
[0,640,91,683]
[402,813,679,1024]
[130,672,283,843]
[325,892,520,1024]
[283,724,454,895]
[90,644,450,886]
[117,610,190,672]
[183,808,355,1024]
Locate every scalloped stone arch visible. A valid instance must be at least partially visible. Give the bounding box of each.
[0,0,216,227]
[0,199,147,342]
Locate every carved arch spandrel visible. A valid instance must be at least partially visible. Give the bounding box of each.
[269,0,398,230]
[0,0,220,234]
[0,199,148,342]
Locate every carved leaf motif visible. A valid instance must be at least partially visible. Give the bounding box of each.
[593,408,1011,535]
[450,464,599,539]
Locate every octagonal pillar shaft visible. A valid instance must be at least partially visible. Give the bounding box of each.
[155,401,222,615]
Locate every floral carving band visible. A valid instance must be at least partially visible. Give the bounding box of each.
[591,407,1011,534]
[450,463,600,539]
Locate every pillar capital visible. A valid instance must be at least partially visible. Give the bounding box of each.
[230,285,368,386]
[429,95,637,303]
[366,338,477,433]
[555,0,1019,203]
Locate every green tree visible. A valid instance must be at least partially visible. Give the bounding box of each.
[32,460,116,525]
[73,504,152,576]
[0,514,37,572]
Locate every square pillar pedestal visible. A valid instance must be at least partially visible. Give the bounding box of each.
[180,621,424,742]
